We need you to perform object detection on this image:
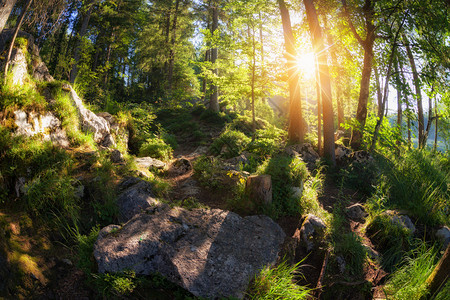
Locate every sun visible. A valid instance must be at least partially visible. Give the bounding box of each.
[296,52,316,79]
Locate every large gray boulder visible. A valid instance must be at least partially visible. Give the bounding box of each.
[64,84,112,145]
[116,178,161,223]
[134,157,166,170]
[94,208,285,299]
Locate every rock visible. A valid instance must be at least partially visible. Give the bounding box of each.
[15,177,27,198]
[135,157,166,170]
[14,110,70,147]
[351,150,374,165]
[363,244,380,260]
[170,158,192,175]
[436,226,450,249]
[116,178,162,223]
[110,149,125,163]
[224,152,252,171]
[190,146,208,157]
[101,133,116,148]
[245,175,272,206]
[291,182,304,199]
[346,203,368,222]
[94,207,285,299]
[74,185,85,199]
[64,84,112,145]
[284,143,319,167]
[8,47,28,85]
[336,255,346,274]
[32,60,54,82]
[297,214,327,252]
[335,144,352,165]
[383,210,416,234]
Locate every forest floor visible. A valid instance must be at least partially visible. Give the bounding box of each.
[161,118,389,299]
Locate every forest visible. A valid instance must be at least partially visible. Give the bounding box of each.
[0,0,449,299]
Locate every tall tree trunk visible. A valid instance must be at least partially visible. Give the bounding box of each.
[0,0,17,33]
[251,23,256,133]
[163,8,171,76]
[303,0,335,164]
[323,15,344,129]
[209,1,219,112]
[394,55,402,127]
[70,4,93,84]
[422,84,434,147]
[342,0,376,150]
[3,0,32,85]
[434,97,438,151]
[370,45,396,151]
[278,0,304,144]
[374,66,383,117]
[167,0,180,93]
[403,34,424,148]
[316,62,322,155]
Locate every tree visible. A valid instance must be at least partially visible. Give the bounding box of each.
[341,0,376,150]
[0,0,17,33]
[303,0,335,164]
[278,0,304,144]
[208,0,219,112]
[3,0,33,85]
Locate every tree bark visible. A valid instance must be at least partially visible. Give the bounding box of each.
[303,0,335,164]
[70,3,93,84]
[251,23,256,133]
[278,0,304,144]
[394,55,402,127]
[434,97,438,151]
[426,244,450,298]
[3,0,32,85]
[342,0,376,150]
[403,34,424,148]
[422,84,434,147]
[245,175,272,206]
[0,0,16,34]
[208,0,219,112]
[316,57,322,154]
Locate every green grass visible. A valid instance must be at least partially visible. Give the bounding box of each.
[139,136,173,161]
[51,89,96,148]
[375,149,449,226]
[256,155,309,218]
[383,242,439,299]
[246,260,312,300]
[365,213,413,272]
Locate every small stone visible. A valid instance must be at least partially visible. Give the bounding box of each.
[336,255,346,274]
[74,185,84,199]
[436,226,450,249]
[61,259,73,266]
[110,149,125,163]
[298,214,327,252]
[346,203,368,222]
[135,157,166,170]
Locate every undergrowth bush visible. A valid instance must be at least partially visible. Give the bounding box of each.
[139,136,173,161]
[193,156,225,189]
[257,155,309,218]
[246,260,311,299]
[210,129,251,158]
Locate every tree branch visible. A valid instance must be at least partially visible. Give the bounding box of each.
[341,0,365,47]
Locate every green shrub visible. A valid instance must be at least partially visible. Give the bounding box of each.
[92,271,137,297]
[25,168,79,222]
[246,260,311,299]
[365,213,413,272]
[76,226,100,273]
[339,159,378,196]
[193,156,225,189]
[333,232,367,277]
[256,155,309,218]
[0,73,46,111]
[383,242,439,299]
[139,136,173,161]
[210,129,251,158]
